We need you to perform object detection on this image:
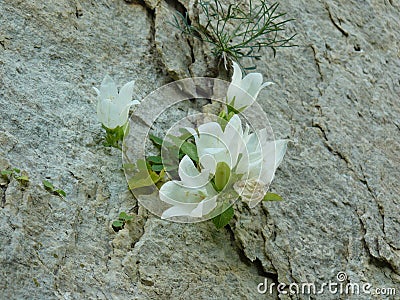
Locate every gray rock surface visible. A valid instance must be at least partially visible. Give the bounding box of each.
[1,0,399,299]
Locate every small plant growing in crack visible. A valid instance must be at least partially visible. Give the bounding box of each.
[42,180,66,198]
[1,168,29,185]
[112,211,133,232]
[171,0,296,69]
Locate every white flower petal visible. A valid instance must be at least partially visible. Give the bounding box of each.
[117,104,131,127]
[178,155,210,188]
[159,170,218,219]
[198,122,224,139]
[241,73,263,97]
[260,81,274,89]
[100,75,118,100]
[160,194,217,219]
[231,88,254,110]
[196,122,225,160]
[189,196,218,217]
[97,98,114,127]
[107,104,124,129]
[199,153,218,175]
[159,181,201,205]
[226,64,272,110]
[274,139,288,169]
[231,62,242,86]
[259,139,288,184]
[118,80,135,107]
[161,204,196,219]
[223,115,244,166]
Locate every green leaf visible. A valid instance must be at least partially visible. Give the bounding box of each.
[263,192,283,201]
[16,175,29,182]
[124,215,133,221]
[149,170,163,183]
[55,189,66,197]
[127,163,156,190]
[1,170,13,176]
[214,162,230,192]
[180,141,199,162]
[178,151,185,159]
[146,156,162,164]
[42,180,54,190]
[112,220,124,228]
[151,164,164,172]
[119,212,128,219]
[178,127,193,137]
[165,135,199,162]
[116,212,133,223]
[212,206,234,229]
[149,134,163,147]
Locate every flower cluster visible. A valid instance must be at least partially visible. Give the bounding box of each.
[95,63,288,228]
[160,113,287,219]
[158,63,288,223]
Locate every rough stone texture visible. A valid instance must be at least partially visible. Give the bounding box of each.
[0,1,399,300]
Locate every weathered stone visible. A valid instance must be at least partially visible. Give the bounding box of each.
[1,0,399,299]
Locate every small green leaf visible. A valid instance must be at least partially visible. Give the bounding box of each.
[42,180,54,190]
[118,212,133,222]
[263,192,283,201]
[149,134,163,147]
[112,220,124,228]
[55,189,66,197]
[127,160,158,190]
[151,164,164,172]
[16,175,29,182]
[214,162,230,192]
[178,128,193,138]
[178,151,185,159]
[149,170,162,183]
[212,206,234,229]
[13,168,21,174]
[147,156,162,164]
[180,142,199,162]
[128,175,153,190]
[1,170,13,176]
[227,103,240,116]
[119,212,128,219]
[165,135,198,162]
[124,215,133,221]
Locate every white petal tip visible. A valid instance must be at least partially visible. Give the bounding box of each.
[131,100,140,106]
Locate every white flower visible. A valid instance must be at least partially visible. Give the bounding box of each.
[160,155,218,219]
[187,114,246,175]
[227,62,273,110]
[94,75,139,129]
[234,127,288,207]
[189,114,288,208]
